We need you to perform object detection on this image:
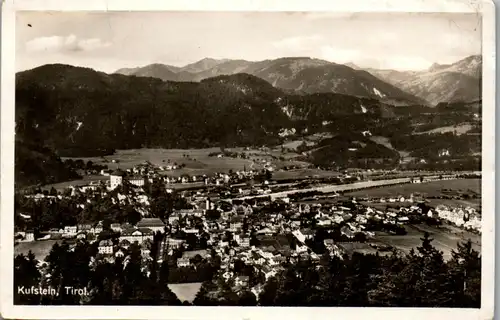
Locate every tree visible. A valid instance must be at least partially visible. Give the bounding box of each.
[193,281,215,306]
[447,239,481,307]
[206,209,221,220]
[14,251,41,304]
[250,232,260,247]
[125,206,141,225]
[239,290,257,306]
[368,232,454,307]
[49,187,58,196]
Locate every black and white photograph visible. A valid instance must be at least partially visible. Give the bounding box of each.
[1,0,495,319]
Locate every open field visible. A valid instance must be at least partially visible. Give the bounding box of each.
[167,282,202,303]
[370,136,411,159]
[57,147,332,188]
[373,224,481,260]
[64,147,309,174]
[426,198,482,210]
[280,133,335,151]
[414,123,474,135]
[272,169,341,181]
[42,175,104,191]
[14,240,60,261]
[63,148,254,171]
[345,179,481,198]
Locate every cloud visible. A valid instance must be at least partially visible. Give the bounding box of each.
[272,35,323,50]
[383,55,433,70]
[25,34,111,53]
[320,46,362,64]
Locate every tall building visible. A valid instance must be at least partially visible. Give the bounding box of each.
[110,169,125,189]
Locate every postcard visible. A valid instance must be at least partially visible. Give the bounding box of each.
[1,0,495,319]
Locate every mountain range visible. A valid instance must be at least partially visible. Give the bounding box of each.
[16,56,482,186]
[364,55,482,106]
[117,57,426,105]
[115,55,481,106]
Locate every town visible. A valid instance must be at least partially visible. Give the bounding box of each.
[14,159,482,305]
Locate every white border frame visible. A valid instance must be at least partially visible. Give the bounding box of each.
[1,0,495,319]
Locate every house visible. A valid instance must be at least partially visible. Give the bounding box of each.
[340,226,355,239]
[438,149,450,157]
[235,275,249,287]
[251,283,265,298]
[290,220,301,228]
[120,227,154,244]
[98,239,114,255]
[115,249,125,258]
[137,218,165,233]
[323,239,334,248]
[119,239,131,249]
[25,230,34,242]
[397,216,410,223]
[109,169,125,189]
[222,271,234,280]
[76,232,87,240]
[182,249,210,260]
[162,238,186,250]
[251,252,266,265]
[317,217,332,226]
[110,223,123,233]
[128,176,145,187]
[183,228,199,234]
[295,243,308,253]
[177,257,190,268]
[101,169,113,176]
[300,228,315,240]
[64,226,78,236]
[261,266,276,280]
[15,231,26,241]
[230,217,244,230]
[90,224,103,235]
[235,234,250,247]
[77,224,92,232]
[168,215,180,224]
[256,227,273,236]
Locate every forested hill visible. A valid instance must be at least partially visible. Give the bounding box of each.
[16,64,399,158]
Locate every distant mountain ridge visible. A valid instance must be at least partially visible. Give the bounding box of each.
[16,64,414,158]
[114,57,425,105]
[365,55,482,106]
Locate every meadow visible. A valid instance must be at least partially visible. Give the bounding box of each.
[373,224,481,261]
[60,148,338,184]
[167,282,203,303]
[14,240,61,261]
[345,179,481,198]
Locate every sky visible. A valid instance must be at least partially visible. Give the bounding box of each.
[16,11,482,73]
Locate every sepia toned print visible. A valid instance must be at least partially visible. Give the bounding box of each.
[9,8,490,312]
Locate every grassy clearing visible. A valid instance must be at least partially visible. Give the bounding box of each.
[345,179,481,198]
[415,123,474,135]
[272,169,341,181]
[15,240,60,261]
[370,136,411,159]
[167,282,203,302]
[426,198,481,210]
[373,224,480,260]
[64,148,308,173]
[42,175,104,191]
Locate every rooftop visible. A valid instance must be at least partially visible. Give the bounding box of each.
[137,218,165,227]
